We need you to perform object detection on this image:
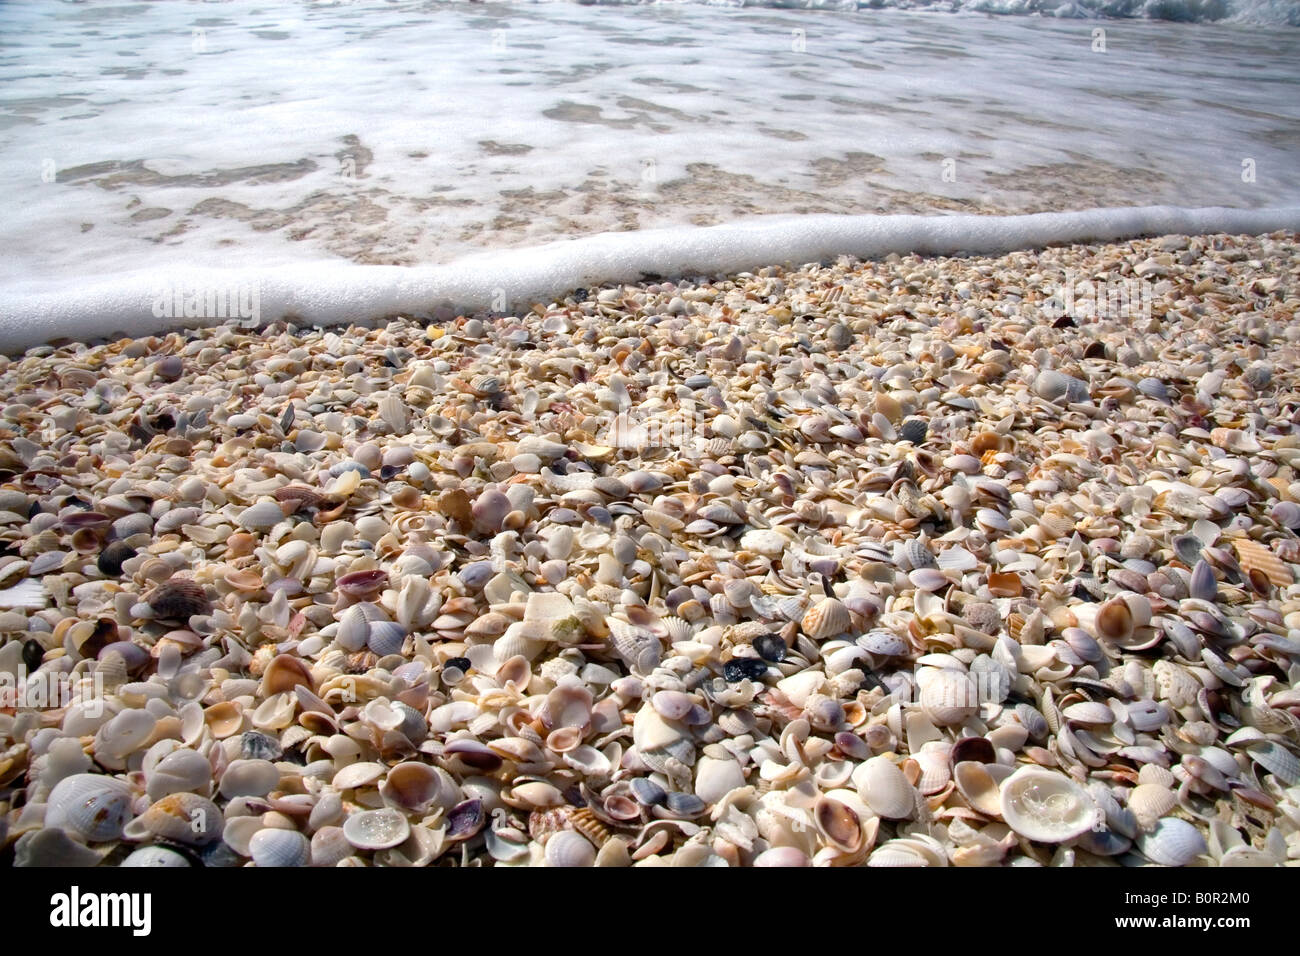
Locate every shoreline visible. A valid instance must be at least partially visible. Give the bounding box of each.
[3,205,1299,356]
[2,228,1299,866]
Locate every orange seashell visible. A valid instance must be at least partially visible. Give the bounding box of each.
[1234,538,1291,587]
[986,571,1023,598]
[261,654,316,696]
[971,431,1003,456]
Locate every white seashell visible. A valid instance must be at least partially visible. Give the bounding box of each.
[1127,783,1176,831]
[695,755,746,805]
[936,547,977,572]
[343,807,411,850]
[310,825,354,866]
[1138,817,1207,866]
[852,756,914,820]
[121,846,193,867]
[218,759,280,798]
[999,767,1100,843]
[94,707,158,760]
[545,829,596,867]
[145,747,213,802]
[46,773,134,842]
[1062,701,1115,725]
[367,620,407,656]
[123,792,222,845]
[337,602,384,652]
[919,669,979,726]
[237,501,286,532]
[913,743,953,795]
[332,761,387,790]
[249,827,311,867]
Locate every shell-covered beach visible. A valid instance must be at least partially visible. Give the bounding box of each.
[2,229,1298,867]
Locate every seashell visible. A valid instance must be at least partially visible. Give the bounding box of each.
[909,568,949,592]
[310,826,354,867]
[1188,559,1217,602]
[146,575,211,621]
[261,653,315,696]
[545,829,596,867]
[858,630,908,657]
[343,808,411,851]
[1137,817,1206,867]
[95,708,158,760]
[337,569,389,600]
[1234,538,1291,587]
[445,799,486,841]
[952,761,1002,818]
[801,596,851,640]
[753,847,811,867]
[249,828,311,867]
[936,547,977,573]
[913,745,952,795]
[219,759,280,798]
[949,735,995,766]
[544,681,594,730]
[652,690,696,721]
[852,756,914,820]
[1244,741,1300,786]
[695,755,746,805]
[899,418,928,444]
[1033,370,1089,403]
[919,669,978,726]
[1127,783,1177,831]
[1062,701,1115,726]
[121,846,194,867]
[814,795,863,854]
[237,500,288,532]
[46,773,134,842]
[367,620,407,657]
[999,767,1100,844]
[123,792,221,846]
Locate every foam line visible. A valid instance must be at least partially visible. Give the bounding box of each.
[2,204,1297,354]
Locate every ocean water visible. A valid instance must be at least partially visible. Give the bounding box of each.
[0,0,1297,348]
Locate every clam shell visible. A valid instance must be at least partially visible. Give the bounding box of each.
[46,773,134,842]
[1137,817,1206,867]
[1127,783,1177,831]
[123,792,221,845]
[343,808,411,851]
[852,756,915,820]
[919,669,978,726]
[544,829,596,867]
[249,827,311,867]
[998,767,1100,843]
[801,596,851,640]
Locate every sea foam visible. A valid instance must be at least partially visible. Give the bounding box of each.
[3,204,1296,354]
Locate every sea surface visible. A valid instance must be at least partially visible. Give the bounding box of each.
[0,0,1297,347]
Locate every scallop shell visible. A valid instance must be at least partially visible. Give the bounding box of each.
[936,547,977,573]
[46,773,134,842]
[146,575,211,620]
[249,827,311,867]
[999,767,1100,843]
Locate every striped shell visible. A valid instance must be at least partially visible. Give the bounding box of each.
[1137,818,1206,867]
[1234,538,1291,587]
[1127,783,1176,831]
[46,773,134,842]
[801,597,851,640]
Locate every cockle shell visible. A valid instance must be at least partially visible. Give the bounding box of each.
[46,773,134,842]
[998,767,1100,843]
[852,756,914,820]
[544,829,597,867]
[249,828,311,867]
[1127,783,1177,831]
[1137,817,1207,867]
[919,669,978,726]
[801,596,851,640]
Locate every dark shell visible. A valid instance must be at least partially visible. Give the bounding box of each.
[629,777,667,807]
[949,735,996,766]
[446,798,486,841]
[753,633,787,663]
[442,739,503,771]
[722,658,769,683]
[60,511,111,532]
[21,639,44,671]
[240,731,283,762]
[899,418,928,444]
[443,656,472,673]
[97,541,137,577]
[146,576,212,621]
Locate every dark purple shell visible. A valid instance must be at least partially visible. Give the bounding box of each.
[445,798,485,841]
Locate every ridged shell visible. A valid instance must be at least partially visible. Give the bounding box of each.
[124,792,221,845]
[1127,783,1176,831]
[919,669,978,726]
[367,620,407,656]
[544,829,596,867]
[1245,741,1300,786]
[1137,817,1206,867]
[146,576,211,620]
[1234,538,1291,587]
[249,828,311,867]
[936,547,977,572]
[852,756,914,820]
[801,596,851,640]
[46,773,134,842]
